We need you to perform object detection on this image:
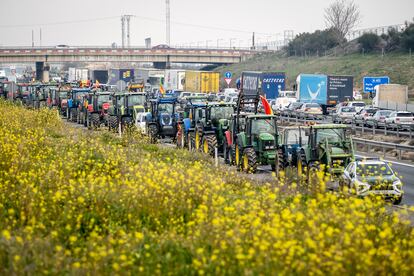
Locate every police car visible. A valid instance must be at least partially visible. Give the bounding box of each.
[341,158,403,204]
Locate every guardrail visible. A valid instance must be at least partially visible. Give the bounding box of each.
[353,138,414,160]
[277,114,414,138]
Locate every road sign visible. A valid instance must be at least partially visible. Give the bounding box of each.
[363,76,390,93]
[225,78,232,85]
[224,71,232,79]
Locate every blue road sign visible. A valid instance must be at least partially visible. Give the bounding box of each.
[224,71,232,79]
[363,76,390,93]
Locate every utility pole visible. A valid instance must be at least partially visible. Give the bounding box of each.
[166,0,171,46]
[126,15,131,47]
[252,32,255,50]
[32,30,34,47]
[39,28,42,47]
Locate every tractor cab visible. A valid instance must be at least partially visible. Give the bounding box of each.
[146,97,179,142]
[107,92,147,131]
[67,88,90,122]
[298,124,355,178]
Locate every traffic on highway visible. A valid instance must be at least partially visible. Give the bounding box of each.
[1,68,413,206]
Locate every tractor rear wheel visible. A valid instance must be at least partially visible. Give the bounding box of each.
[229,144,236,166]
[202,135,218,156]
[195,131,202,151]
[109,116,118,131]
[91,113,100,129]
[242,148,258,174]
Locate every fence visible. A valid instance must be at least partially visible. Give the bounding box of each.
[353,137,414,160]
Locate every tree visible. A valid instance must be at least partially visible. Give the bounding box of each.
[401,23,414,50]
[325,0,361,43]
[357,33,380,52]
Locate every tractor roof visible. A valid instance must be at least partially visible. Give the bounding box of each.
[207,102,236,107]
[246,114,277,119]
[72,88,90,93]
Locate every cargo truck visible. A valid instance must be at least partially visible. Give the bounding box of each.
[373,84,409,110]
[164,69,185,91]
[184,71,219,93]
[296,74,353,114]
[260,72,285,99]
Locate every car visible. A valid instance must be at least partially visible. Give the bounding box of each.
[55,44,70,48]
[385,111,414,127]
[366,110,392,128]
[152,44,171,49]
[283,102,303,117]
[341,159,403,204]
[353,107,378,126]
[273,91,297,112]
[333,106,357,124]
[297,103,323,119]
[346,101,366,113]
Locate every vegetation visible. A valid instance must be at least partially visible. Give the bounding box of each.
[0,101,414,274]
[358,33,381,52]
[287,29,340,56]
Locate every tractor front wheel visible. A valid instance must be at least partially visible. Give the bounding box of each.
[242,148,258,173]
[148,124,158,143]
[202,135,218,156]
[91,113,100,129]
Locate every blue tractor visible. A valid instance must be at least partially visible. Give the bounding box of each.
[146,97,179,143]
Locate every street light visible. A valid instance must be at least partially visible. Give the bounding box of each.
[206,40,212,49]
[229,38,236,49]
[217,39,224,48]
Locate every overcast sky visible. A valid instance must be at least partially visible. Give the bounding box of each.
[1,0,413,47]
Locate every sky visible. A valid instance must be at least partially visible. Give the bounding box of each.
[0,0,413,47]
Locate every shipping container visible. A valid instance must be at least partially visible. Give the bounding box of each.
[90,70,109,84]
[241,71,261,97]
[260,72,286,99]
[164,69,186,91]
[185,71,219,93]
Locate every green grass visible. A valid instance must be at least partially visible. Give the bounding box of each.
[216,52,414,93]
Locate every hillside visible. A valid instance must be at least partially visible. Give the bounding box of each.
[216,52,414,94]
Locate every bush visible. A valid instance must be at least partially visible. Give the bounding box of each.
[401,23,414,51]
[358,33,380,52]
[287,28,340,56]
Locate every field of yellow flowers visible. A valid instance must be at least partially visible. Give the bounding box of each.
[0,99,414,274]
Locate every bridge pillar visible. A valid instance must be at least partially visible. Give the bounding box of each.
[35,62,44,81]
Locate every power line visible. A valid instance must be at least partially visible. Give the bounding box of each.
[0,16,120,28]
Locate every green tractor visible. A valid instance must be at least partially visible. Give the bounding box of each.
[296,124,355,180]
[107,92,147,132]
[224,72,280,173]
[177,101,235,156]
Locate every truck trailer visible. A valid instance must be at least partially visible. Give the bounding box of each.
[373,84,409,110]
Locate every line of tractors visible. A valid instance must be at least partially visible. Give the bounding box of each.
[6,79,355,182]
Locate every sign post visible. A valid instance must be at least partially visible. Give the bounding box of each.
[224,71,232,88]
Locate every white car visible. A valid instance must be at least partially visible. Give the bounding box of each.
[273,96,297,112]
[341,159,403,204]
[297,103,323,119]
[346,101,366,113]
[333,106,357,124]
[385,111,414,126]
[135,112,151,134]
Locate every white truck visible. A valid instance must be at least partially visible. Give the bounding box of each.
[164,70,185,91]
[373,84,409,111]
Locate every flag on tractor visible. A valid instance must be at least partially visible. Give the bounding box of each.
[260,95,273,115]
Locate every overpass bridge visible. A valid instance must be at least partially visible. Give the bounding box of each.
[0,46,255,68]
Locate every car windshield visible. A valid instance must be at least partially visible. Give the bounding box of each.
[98,95,111,104]
[286,129,308,145]
[341,107,356,112]
[128,95,146,106]
[357,163,393,176]
[158,103,174,114]
[352,102,365,107]
[210,106,233,120]
[316,128,345,143]
[366,109,377,114]
[378,111,392,116]
[396,112,413,117]
[251,118,276,135]
[307,103,320,108]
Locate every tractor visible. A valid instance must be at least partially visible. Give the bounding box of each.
[67,88,90,122]
[107,92,147,131]
[84,91,112,129]
[224,72,280,173]
[296,124,355,180]
[146,97,179,143]
[178,101,235,157]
